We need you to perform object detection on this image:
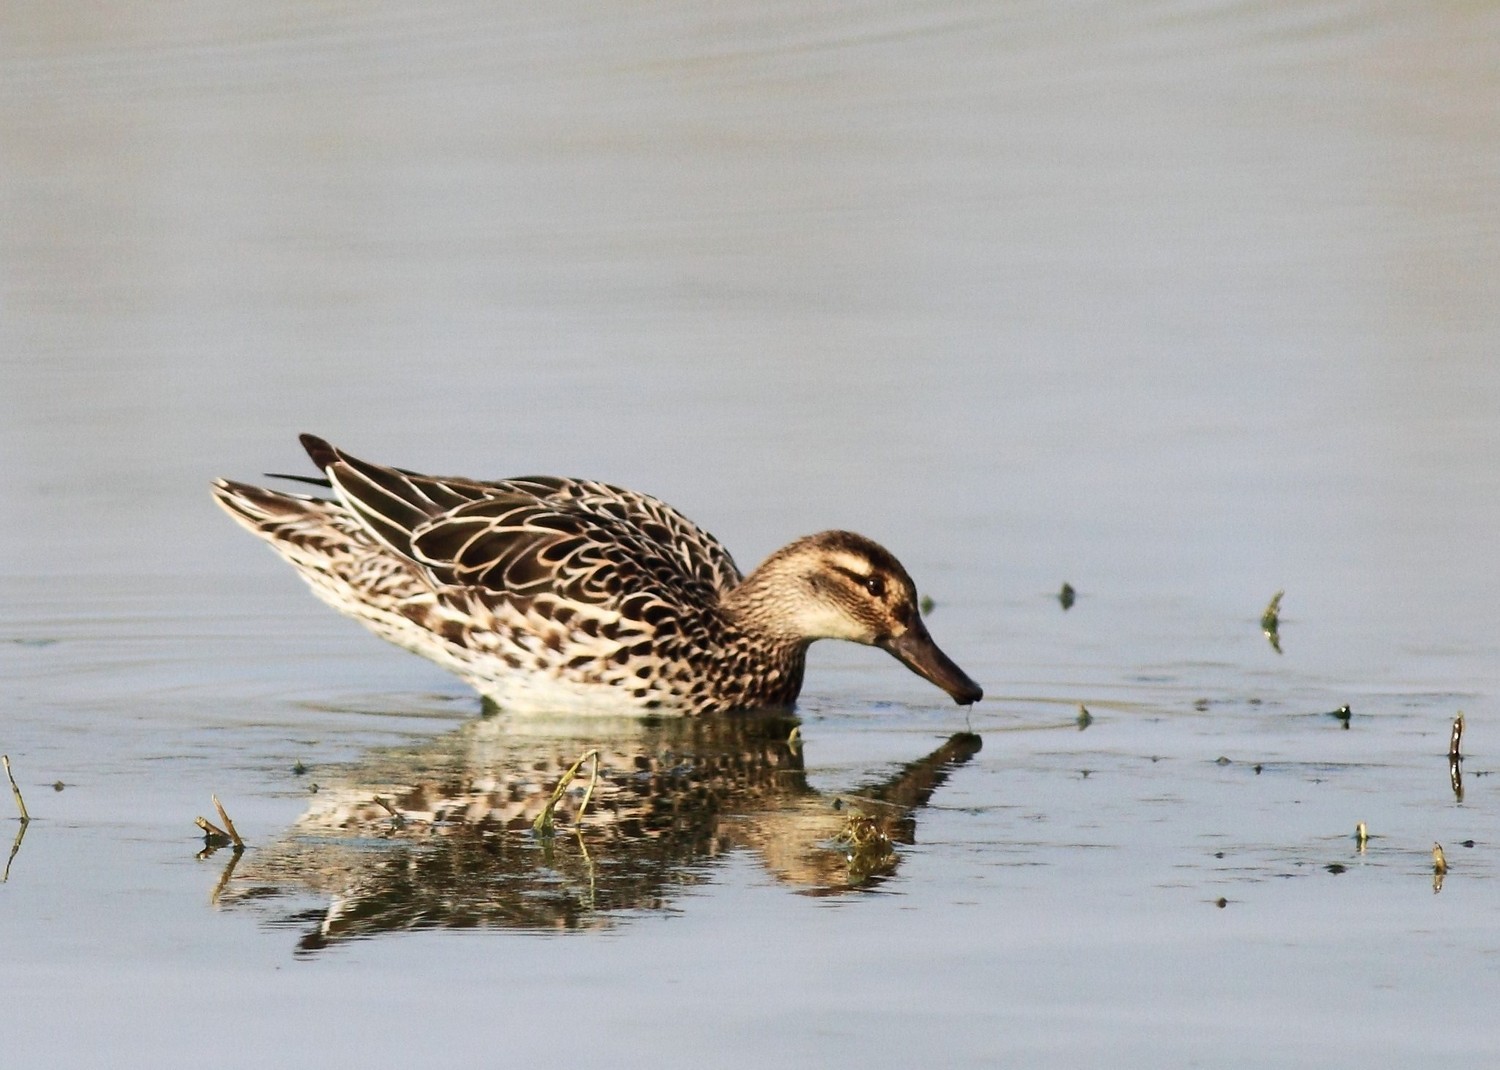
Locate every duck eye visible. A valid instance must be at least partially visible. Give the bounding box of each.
[862,575,885,598]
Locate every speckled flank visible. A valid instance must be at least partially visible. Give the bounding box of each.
[211,435,981,714]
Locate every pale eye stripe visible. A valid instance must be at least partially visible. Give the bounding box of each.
[826,552,873,577]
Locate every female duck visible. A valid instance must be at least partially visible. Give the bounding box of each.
[212,435,982,715]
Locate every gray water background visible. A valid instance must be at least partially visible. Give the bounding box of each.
[3,3,1499,1066]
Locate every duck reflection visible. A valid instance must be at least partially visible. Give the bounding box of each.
[216,712,980,949]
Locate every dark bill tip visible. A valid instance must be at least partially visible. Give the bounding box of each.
[880,625,983,706]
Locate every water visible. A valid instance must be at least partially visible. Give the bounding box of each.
[4,2,1500,1065]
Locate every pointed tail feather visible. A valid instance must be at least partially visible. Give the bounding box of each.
[212,478,308,527]
[210,478,338,537]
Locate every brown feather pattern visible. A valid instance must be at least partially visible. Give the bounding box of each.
[211,435,981,715]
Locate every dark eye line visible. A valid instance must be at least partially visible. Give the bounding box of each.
[832,565,885,597]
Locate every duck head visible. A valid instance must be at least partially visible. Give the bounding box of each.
[729,530,983,706]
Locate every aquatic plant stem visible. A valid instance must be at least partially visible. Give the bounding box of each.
[211,795,244,848]
[3,755,28,823]
[3,821,26,882]
[533,750,601,836]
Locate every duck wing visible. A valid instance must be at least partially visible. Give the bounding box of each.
[408,497,724,623]
[484,476,743,595]
[303,435,741,616]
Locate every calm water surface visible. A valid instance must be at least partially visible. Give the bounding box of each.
[3,2,1500,1066]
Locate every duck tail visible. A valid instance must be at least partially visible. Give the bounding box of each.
[210,478,347,548]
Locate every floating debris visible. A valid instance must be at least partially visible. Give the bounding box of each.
[1433,843,1448,874]
[1058,582,1076,610]
[1450,757,1464,803]
[1450,712,1464,760]
[832,798,901,883]
[1076,704,1093,731]
[195,816,234,849]
[919,594,936,617]
[1355,822,1368,851]
[196,795,245,852]
[1326,863,1347,875]
[836,811,892,851]
[52,781,64,792]
[1261,590,1284,653]
[1215,756,1231,766]
[3,755,29,823]
[1215,897,1228,909]
[292,759,308,776]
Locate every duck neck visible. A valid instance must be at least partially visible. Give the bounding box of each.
[719,548,815,645]
[711,555,815,709]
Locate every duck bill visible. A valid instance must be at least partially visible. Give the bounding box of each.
[880,622,983,705]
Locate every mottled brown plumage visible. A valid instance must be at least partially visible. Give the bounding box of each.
[212,435,982,715]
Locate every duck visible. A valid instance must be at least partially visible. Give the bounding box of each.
[211,434,982,715]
